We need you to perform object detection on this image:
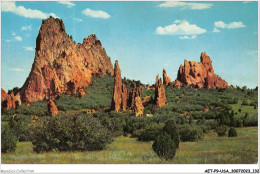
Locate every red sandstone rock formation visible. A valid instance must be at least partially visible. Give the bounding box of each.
[111,63,144,116]
[154,75,166,107]
[1,89,17,110]
[121,83,128,110]
[48,99,59,116]
[18,16,113,104]
[128,83,138,109]
[163,68,171,85]
[134,96,144,116]
[1,88,8,104]
[174,52,228,88]
[128,83,144,116]
[111,60,128,112]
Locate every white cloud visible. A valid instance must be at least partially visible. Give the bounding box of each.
[11,31,22,41]
[82,8,110,19]
[243,1,251,3]
[156,20,206,36]
[212,28,220,33]
[74,18,82,22]
[15,36,22,41]
[10,68,24,72]
[5,39,11,43]
[227,22,246,29]
[158,1,213,10]
[179,36,190,39]
[24,47,34,51]
[21,25,32,31]
[179,35,197,39]
[214,21,226,28]
[214,21,246,29]
[2,2,58,19]
[58,1,75,8]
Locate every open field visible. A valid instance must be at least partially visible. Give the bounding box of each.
[2,127,257,164]
[231,100,258,118]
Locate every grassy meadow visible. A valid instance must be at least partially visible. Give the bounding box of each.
[2,127,257,164]
[231,100,258,118]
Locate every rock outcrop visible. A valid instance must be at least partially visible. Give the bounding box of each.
[128,83,144,116]
[18,16,113,104]
[174,52,228,88]
[134,96,144,117]
[48,99,59,116]
[1,89,8,106]
[111,61,144,116]
[1,89,16,110]
[111,60,128,112]
[154,75,166,107]
[163,68,171,85]
[128,83,139,109]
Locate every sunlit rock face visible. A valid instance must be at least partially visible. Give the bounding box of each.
[174,52,228,89]
[18,16,113,104]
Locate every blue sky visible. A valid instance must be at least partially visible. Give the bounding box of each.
[1,1,258,91]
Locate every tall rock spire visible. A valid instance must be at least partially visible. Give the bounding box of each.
[155,75,166,107]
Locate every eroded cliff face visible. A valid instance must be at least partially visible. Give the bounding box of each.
[1,89,16,110]
[18,16,113,103]
[174,52,228,88]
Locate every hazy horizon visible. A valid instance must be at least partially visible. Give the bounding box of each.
[1,1,258,91]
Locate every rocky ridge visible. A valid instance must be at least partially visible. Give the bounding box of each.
[174,52,229,88]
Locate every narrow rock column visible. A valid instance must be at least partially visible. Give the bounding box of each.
[155,75,166,107]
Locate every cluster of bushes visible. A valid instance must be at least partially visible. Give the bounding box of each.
[171,103,205,113]
[216,126,238,137]
[134,123,164,141]
[93,111,129,137]
[216,125,229,136]
[243,114,258,126]
[30,113,113,153]
[9,115,31,141]
[178,124,204,142]
[1,124,17,153]
[215,107,258,127]
[2,100,48,117]
[55,75,114,111]
[192,111,218,119]
[152,120,180,160]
